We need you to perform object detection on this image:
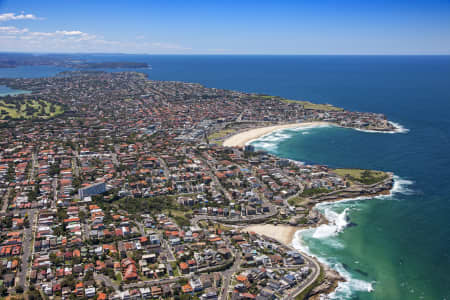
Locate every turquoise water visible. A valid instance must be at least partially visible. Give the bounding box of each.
[0,85,31,96]
[250,125,425,299]
[0,55,449,299]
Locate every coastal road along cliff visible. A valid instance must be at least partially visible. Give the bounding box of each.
[285,252,321,300]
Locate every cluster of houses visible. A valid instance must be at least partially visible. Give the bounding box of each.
[0,71,395,298]
[228,232,310,299]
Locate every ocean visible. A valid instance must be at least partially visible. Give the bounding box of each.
[0,84,31,96]
[1,55,449,299]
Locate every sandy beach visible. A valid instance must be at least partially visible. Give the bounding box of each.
[223,121,331,147]
[244,224,300,245]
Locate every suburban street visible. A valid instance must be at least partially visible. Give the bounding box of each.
[1,188,11,213]
[94,272,119,291]
[18,209,37,289]
[285,249,321,300]
[220,252,241,300]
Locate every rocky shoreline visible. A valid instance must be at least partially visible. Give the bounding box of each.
[309,267,345,300]
[239,174,395,299]
[309,174,394,207]
[293,174,395,298]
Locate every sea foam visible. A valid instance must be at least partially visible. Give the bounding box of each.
[251,122,414,299]
[391,175,414,195]
[249,123,331,150]
[312,208,349,239]
[250,124,332,151]
[249,130,294,151]
[249,121,408,153]
[389,121,410,134]
[292,230,374,300]
[353,121,410,134]
[291,176,414,299]
[310,175,414,239]
[324,263,375,300]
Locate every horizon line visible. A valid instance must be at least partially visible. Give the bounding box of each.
[1,51,450,56]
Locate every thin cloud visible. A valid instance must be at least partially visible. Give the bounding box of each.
[0,13,44,22]
[28,29,96,40]
[0,11,192,53]
[0,25,123,52]
[56,30,84,36]
[0,26,29,34]
[150,42,192,50]
[0,23,191,53]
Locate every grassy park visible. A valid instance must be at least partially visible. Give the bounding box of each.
[281,99,343,111]
[0,98,64,120]
[333,168,389,185]
[208,128,236,144]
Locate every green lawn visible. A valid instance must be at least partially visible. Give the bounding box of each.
[170,261,181,277]
[163,208,193,218]
[288,188,332,205]
[281,99,343,111]
[208,128,237,145]
[252,94,343,112]
[0,99,64,120]
[300,187,330,197]
[287,195,308,206]
[113,272,123,285]
[333,168,389,185]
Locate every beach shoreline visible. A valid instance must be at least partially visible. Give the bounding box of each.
[240,170,395,299]
[227,120,402,299]
[222,121,407,148]
[222,121,331,147]
[242,223,345,299]
[287,176,399,298]
[243,224,301,246]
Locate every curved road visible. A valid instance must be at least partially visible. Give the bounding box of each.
[284,253,321,300]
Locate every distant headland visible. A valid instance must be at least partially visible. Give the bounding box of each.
[0,52,149,69]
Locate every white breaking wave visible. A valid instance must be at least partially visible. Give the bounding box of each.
[352,121,409,134]
[291,175,414,299]
[312,208,349,239]
[323,263,375,300]
[250,121,409,154]
[292,230,374,300]
[250,130,295,151]
[389,121,410,133]
[250,123,414,298]
[250,141,278,152]
[250,124,331,150]
[310,175,414,240]
[391,175,415,195]
[289,124,332,132]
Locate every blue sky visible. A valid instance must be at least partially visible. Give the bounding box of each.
[0,0,449,54]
